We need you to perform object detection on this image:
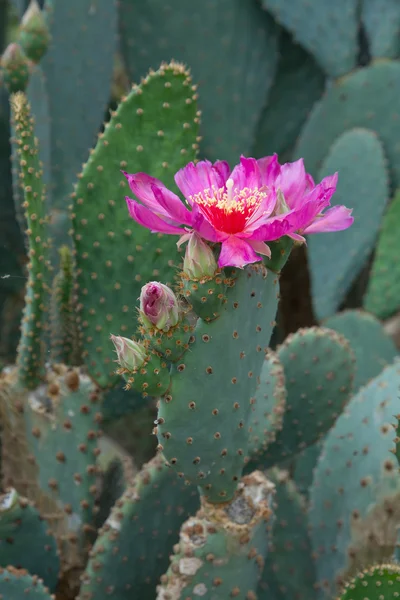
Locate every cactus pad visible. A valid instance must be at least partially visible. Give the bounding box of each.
[72,62,199,389]
[157,471,274,600]
[295,60,400,189]
[309,360,400,597]
[257,327,355,467]
[0,567,53,599]
[307,128,389,320]
[324,310,398,391]
[338,563,400,600]
[40,0,118,209]
[119,0,279,164]
[261,0,359,77]
[79,454,200,600]
[0,488,59,590]
[157,265,280,502]
[361,0,400,59]
[258,469,317,600]
[248,350,286,457]
[364,190,400,319]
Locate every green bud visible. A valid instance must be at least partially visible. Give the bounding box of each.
[183,232,217,280]
[110,335,147,371]
[0,43,30,94]
[18,0,51,63]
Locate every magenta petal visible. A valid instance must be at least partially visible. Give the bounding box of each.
[174,160,228,200]
[246,239,271,258]
[218,236,262,268]
[150,184,193,225]
[303,206,354,234]
[275,159,308,209]
[257,154,281,187]
[123,172,178,217]
[250,215,292,241]
[126,197,184,234]
[230,156,262,190]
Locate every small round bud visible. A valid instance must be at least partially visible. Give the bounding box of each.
[110,334,147,371]
[139,282,180,332]
[183,232,217,280]
[18,0,51,63]
[0,43,30,93]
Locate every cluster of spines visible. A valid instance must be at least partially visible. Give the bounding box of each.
[10,92,51,390]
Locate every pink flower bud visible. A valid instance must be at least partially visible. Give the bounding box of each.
[139,282,180,331]
[110,334,147,371]
[183,232,217,279]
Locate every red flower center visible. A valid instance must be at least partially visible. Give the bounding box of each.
[190,179,269,234]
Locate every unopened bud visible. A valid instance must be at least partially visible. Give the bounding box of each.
[18,0,51,63]
[139,282,180,332]
[183,232,217,280]
[0,43,30,93]
[110,335,147,371]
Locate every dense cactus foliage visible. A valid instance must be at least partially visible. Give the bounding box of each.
[0,1,399,599]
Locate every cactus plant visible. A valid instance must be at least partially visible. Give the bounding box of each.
[2,1,400,598]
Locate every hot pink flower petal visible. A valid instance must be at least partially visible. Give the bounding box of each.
[123,172,179,217]
[150,184,193,225]
[230,156,262,190]
[191,204,222,242]
[257,154,281,187]
[243,188,278,232]
[174,160,230,200]
[275,159,308,209]
[250,214,293,241]
[284,173,339,232]
[126,197,184,234]
[303,206,354,234]
[218,236,262,268]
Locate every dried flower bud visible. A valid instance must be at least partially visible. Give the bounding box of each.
[110,335,147,371]
[183,232,217,280]
[139,282,180,331]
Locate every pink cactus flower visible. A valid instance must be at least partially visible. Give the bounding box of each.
[123,155,353,269]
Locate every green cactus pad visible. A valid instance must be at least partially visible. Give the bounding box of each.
[309,360,400,597]
[11,92,51,389]
[256,327,355,467]
[39,0,117,209]
[362,0,400,59]
[119,349,171,397]
[247,351,286,457]
[291,440,324,498]
[0,567,53,599]
[267,237,294,273]
[157,471,273,600]
[157,265,280,502]
[338,563,400,600]
[119,0,279,164]
[9,365,102,554]
[142,318,193,362]
[258,470,317,600]
[307,127,389,321]
[0,488,59,590]
[295,61,400,189]
[261,0,359,77]
[324,310,398,391]
[78,454,200,600]
[72,62,199,389]
[364,190,400,319]
[253,31,325,161]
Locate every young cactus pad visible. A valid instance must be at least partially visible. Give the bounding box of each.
[72,62,199,388]
[157,264,279,502]
[0,567,53,599]
[338,563,400,600]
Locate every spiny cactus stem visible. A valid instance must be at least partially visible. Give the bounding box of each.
[11,92,51,389]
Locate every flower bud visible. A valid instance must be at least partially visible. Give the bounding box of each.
[110,335,147,371]
[139,282,180,331]
[18,0,51,63]
[183,232,217,280]
[0,43,30,94]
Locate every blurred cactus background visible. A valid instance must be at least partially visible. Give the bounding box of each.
[0,0,400,599]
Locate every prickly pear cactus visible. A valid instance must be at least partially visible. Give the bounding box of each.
[338,563,400,600]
